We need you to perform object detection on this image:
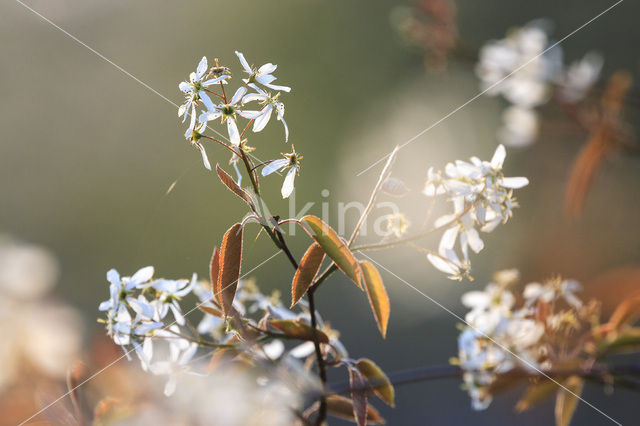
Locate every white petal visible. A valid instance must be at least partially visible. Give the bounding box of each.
[281,167,296,198]
[465,228,484,253]
[262,340,285,359]
[196,56,208,80]
[500,177,529,189]
[107,269,121,286]
[242,93,267,103]
[198,144,212,171]
[199,91,215,111]
[439,226,459,251]
[279,116,289,142]
[235,51,252,73]
[427,254,458,275]
[258,63,277,74]
[98,300,112,311]
[491,144,506,169]
[227,119,240,146]
[252,104,273,132]
[289,341,316,358]
[202,75,229,86]
[264,82,291,92]
[200,110,222,123]
[131,266,154,285]
[238,110,263,120]
[262,158,289,176]
[178,81,190,92]
[230,86,247,105]
[256,74,277,85]
[461,291,489,309]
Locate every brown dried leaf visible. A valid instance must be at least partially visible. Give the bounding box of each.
[198,305,223,318]
[300,215,363,289]
[515,380,558,412]
[217,223,243,316]
[291,243,325,307]
[268,319,329,344]
[216,164,256,211]
[608,295,640,331]
[555,376,584,426]
[349,368,368,426]
[324,395,385,425]
[356,358,395,407]
[360,261,390,338]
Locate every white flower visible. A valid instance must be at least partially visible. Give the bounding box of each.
[99,266,154,314]
[152,274,195,326]
[497,105,539,147]
[199,86,261,146]
[261,148,302,198]
[559,52,603,103]
[242,87,289,141]
[524,279,582,309]
[148,330,199,396]
[183,107,212,171]
[476,23,559,108]
[178,56,229,122]
[235,51,291,93]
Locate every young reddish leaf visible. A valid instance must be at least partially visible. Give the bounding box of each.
[607,295,640,331]
[268,319,330,344]
[217,223,243,316]
[198,305,223,318]
[323,395,385,425]
[210,246,221,304]
[216,164,256,211]
[360,261,390,338]
[291,243,325,307]
[515,380,558,412]
[300,215,363,289]
[356,358,395,407]
[555,376,584,426]
[349,368,368,426]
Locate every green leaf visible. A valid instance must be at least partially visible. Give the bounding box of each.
[300,215,363,289]
[360,261,390,338]
[268,319,329,343]
[555,376,584,426]
[217,223,243,316]
[291,242,325,307]
[216,164,256,211]
[356,358,395,407]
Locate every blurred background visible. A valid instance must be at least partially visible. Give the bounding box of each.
[1,0,639,424]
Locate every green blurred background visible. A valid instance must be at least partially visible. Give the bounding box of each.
[1,0,639,424]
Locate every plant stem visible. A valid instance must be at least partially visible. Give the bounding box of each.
[236,144,328,425]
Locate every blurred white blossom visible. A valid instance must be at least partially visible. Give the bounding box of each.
[456,272,592,410]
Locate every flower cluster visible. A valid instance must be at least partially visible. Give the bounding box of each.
[99,267,344,397]
[423,144,528,280]
[178,51,291,170]
[455,270,597,410]
[476,21,602,147]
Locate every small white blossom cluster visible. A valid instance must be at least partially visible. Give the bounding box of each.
[99,268,344,396]
[423,145,528,280]
[98,266,199,395]
[178,53,290,169]
[456,270,592,410]
[476,21,603,147]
